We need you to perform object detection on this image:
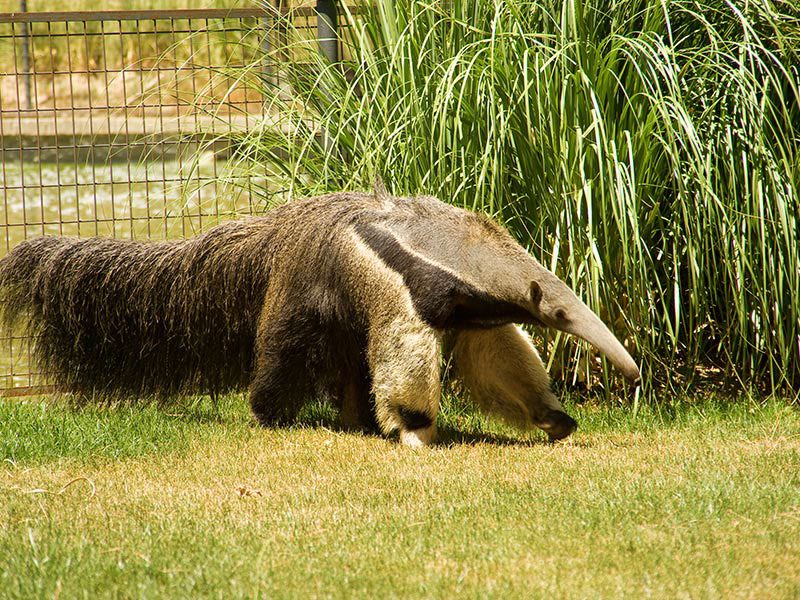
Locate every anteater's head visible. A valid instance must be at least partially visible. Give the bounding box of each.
[374,194,640,382]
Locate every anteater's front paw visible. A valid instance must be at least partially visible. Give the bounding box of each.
[400,425,437,448]
[538,410,578,442]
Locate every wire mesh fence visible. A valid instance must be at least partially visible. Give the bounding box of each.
[0,7,338,394]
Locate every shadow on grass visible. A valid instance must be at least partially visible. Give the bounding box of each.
[278,423,549,447]
[436,426,547,447]
[293,397,557,447]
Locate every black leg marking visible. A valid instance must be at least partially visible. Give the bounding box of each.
[398,406,434,431]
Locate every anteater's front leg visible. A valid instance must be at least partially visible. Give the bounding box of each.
[449,324,577,441]
[368,316,442,447]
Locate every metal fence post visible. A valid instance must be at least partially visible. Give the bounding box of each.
[316,1,338,154]
[20,0,32,110]
[316,0,338,65]
[261,13,272,82]
[261,1,281,86]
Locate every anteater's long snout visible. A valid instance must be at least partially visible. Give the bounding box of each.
[556,309,641,381]
[530,277,641,382]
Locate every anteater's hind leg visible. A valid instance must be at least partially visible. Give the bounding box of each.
[249,307,313,427]
[368,316,442,447]
[249,351,306,426]
[337,376,378,433]
[449,324,577,441]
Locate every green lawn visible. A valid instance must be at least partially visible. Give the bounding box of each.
[1,394,798,598]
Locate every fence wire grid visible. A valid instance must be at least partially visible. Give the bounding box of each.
[0,7,340,394]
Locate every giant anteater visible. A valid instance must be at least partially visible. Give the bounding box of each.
[0,183,639,445]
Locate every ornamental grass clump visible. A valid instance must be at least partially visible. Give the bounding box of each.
[229,0,800,399]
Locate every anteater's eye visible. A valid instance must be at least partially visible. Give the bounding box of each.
[555,308,568,321]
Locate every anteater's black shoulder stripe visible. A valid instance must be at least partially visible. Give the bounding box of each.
[353,222,532,329]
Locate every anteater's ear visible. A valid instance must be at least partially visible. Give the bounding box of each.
[373,175,389,200]
[530,280,543,306]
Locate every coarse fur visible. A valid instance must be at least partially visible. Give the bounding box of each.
[0,185,639,444]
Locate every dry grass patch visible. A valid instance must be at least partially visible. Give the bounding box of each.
[1,397,798,598]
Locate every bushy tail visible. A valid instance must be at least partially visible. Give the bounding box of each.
[0,236,68,332]
[0,221,273,400]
